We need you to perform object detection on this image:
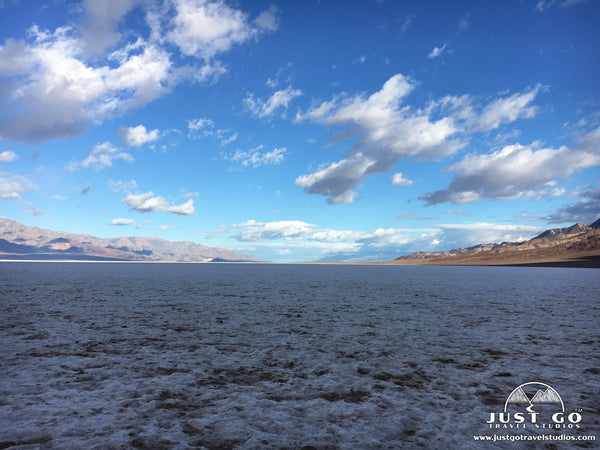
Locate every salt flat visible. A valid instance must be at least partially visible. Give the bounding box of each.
[1,263,598,449]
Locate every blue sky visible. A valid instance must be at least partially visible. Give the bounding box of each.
[1,0,599,262]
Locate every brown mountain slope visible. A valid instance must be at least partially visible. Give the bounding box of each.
[0,218,262,262]
[392,222,600,268]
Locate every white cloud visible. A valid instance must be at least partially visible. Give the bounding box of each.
[215,219,443,261]
[392,172,413,187]
[245,86,302,118]
[0,151,19,162]
[295,74,544,204]
[110,218,135,226]
[187,117,237,145]
[295,156,370,204]
[294,74,459,204]
[224,147,286,168]
[0,26,173,143]
[219,133,238,146]
[0,1,275,144]
[167,0,278,60]
[118,125,159,146]
[0,174,35,200]
[210,218,548,261]
[123,191,195,215]
[188,117,214,132]
[68,142,133,171]
[223,220,433,246]
[229,220,315,242]
[421,127,600,205]
[469,84,542,132]
[428,43,448,59]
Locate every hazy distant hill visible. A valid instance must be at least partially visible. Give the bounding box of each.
[394,220,600,268]
[0,218,262,262]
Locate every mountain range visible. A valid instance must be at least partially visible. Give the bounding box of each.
[0,218,261,262]
[393,219,600,268]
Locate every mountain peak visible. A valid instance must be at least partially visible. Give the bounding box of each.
[534,222,591,240]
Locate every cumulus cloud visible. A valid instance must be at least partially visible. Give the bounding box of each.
[228,220,315,242]
[295,74,542,204]
[68,142,134,171]
[392,172,413,187]
[167,0,278,60]
[224,147,286,168]
[224,219,432,246]
[245,86,302,118]
[0,175,35,200]
[0,151,19,162]
[212,218,547,261]
[123,191,195,215]
[215,219,444,261]
[118,125,159,146]
[0,1,276,143]
[110,218,135,226]
[421,127,600,205]
[0,26,172,143]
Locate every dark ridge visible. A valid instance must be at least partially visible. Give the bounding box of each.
[503,255,600,269]
[0,239,40,254]
[48,237,70,244]
[107,245,130,252]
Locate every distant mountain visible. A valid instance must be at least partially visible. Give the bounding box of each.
[0,218,262,262]
[394,221,600,268]
[395,242,513,261]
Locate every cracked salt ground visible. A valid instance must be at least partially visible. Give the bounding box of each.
[0,263,598,449]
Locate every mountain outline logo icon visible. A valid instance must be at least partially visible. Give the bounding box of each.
[504,382,564,413]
